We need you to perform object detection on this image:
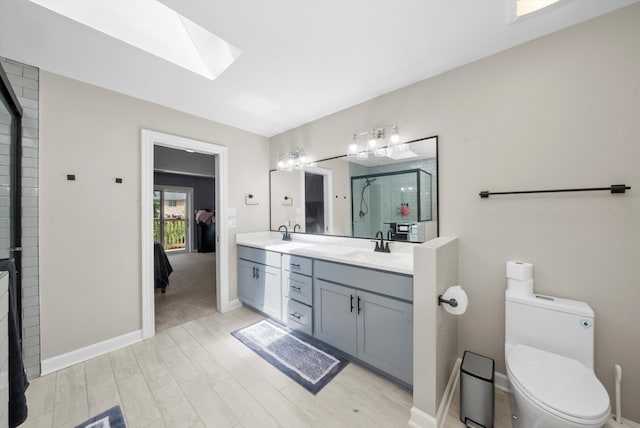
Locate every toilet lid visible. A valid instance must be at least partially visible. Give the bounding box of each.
[507,345,610,422]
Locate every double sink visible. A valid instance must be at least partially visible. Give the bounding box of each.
[256,238,413,274]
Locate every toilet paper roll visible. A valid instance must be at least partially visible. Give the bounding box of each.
[506,261,533,280]
[507,278,534,296]
[441,285,468,315]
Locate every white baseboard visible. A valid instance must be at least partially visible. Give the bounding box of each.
[494,370,510,392]
[409,358,461,428]
[42,329,143,375]
[221,298,242,313]
[409,406,437,428]
[437,358,462,428]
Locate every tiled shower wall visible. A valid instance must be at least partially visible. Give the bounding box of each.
[351,158,437,238]
[0,57,40,378]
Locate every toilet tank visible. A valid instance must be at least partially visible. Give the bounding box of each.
[505,293,595,368]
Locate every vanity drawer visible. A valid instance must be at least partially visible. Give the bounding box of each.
[282,254,312,276]
[287,299,312,336]
[238,246,281,268]
[286,272,313,306]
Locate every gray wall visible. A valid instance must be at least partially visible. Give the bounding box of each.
[0,57,40,379]
[270,4,640,422]
[154,145,215,177]
[39,71,270,361]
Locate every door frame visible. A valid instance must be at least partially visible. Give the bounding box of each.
[303,167,333,234]
[153,185,194,254]
[141,129,229,340]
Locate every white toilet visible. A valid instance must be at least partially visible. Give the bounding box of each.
[505,292,610,427]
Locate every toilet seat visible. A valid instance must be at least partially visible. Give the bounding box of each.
[507,345,610,425]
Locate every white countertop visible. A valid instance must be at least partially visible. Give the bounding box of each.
[236,231,415,275]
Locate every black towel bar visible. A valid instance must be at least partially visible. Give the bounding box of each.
[479,184,630,198]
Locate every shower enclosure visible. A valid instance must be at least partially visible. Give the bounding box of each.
[351,169,432,241]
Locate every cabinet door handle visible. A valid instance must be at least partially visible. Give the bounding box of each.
[350,295,354,312]
[252,267,256,278]
[290,263,300,269]
[290,285,301,292]
[290,312,302,319]
[357,296,362,314]
[256,269,260,280]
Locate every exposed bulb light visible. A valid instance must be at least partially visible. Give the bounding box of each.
[277,148,307,171]
[390,127,400,144]
[348,123,399,158]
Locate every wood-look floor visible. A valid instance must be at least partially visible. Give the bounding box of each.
[23,301,513,427]
[21,306,416,428]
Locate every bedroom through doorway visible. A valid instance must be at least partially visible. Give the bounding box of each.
[152,145,218,332]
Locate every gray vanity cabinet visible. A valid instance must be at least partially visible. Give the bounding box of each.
[356,289,412,384]
[282,254,313,335]
[238,246,282,320]
[314,260,413,385]
[314,279,357,355]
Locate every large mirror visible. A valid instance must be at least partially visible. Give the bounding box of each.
[270,136,438,243]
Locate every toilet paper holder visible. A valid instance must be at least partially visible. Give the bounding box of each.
[438,295,458,308]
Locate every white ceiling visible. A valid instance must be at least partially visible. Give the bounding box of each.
[0,0,637,137]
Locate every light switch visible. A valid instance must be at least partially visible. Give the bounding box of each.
[228,218,237,228]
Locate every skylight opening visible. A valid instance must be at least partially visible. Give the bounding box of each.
[517,0,561,17]
[508,0,569,23]
[28,0,241,80]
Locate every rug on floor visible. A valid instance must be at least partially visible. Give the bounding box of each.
[231,319,349,394]
[75,405,126,428]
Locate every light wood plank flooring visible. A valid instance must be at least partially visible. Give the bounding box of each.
[22,307,414,428]
[23,305,513,427]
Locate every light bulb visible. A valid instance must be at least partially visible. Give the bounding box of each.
[349,142,358,153]
[368,138,377,148]
[300,156,307,164]
[277,160,284,169]
[390,132,400,144]
[288,158,294,166]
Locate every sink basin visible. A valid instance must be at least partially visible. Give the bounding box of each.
[263,241,314,252]
[341,250,404,263]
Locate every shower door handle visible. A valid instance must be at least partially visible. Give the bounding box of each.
[10,247,22,252]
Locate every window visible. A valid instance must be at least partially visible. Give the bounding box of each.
[168,200,177,207]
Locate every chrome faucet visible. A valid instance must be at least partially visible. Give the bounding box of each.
[278,225,291,241]
[373,230,390,253]
[293,224,301,233]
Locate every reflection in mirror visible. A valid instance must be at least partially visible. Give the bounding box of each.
[270,136,438,243]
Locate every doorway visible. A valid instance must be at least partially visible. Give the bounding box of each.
[304,167,333,234]
[141,130,229,340]
[153,186,193,253]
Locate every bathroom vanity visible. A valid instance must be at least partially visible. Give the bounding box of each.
[236,232,414,386]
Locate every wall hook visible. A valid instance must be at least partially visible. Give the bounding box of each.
[244,194,259,206]
[282,196,293,206]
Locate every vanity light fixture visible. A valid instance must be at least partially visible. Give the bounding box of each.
[277,148,308,171]
[347,123,400,158]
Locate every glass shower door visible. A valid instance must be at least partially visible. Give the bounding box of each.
[0,64,23,329]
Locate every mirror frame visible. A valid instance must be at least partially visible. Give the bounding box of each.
[269,135,439,241]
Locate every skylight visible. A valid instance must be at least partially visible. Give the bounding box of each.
[516,0,562,17]
[28,0,241,80]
